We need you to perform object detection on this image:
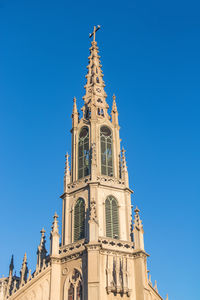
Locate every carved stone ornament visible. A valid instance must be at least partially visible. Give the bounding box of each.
[62,267,69,275]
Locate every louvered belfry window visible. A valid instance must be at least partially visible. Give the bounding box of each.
[78,127,90,179]
[74,198,85,242]
[100,126,113,176]
[105,196,119,239]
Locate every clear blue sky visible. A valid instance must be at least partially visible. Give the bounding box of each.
[0,0,199,299]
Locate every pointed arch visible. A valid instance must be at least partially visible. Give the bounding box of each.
[74,198,85,242]
[105,196,119,239]
[68,284,74,300]
[100,126,113,176]
[78,127,90,179]
[63,269,83,300]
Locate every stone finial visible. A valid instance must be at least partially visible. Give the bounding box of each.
[154,280,158,292]
[20,253,28,286]
[112,94,117,113]
[64,153,71,191]
[52,212,59,233]
[121,147,129,186]
[37,228,47,270]
[72,97,78,114]
[121,147,128,172]
[9,255,14,277]
[148,272,152,285]
[65,153,70,177]
[111,94,119,126]
[133,206,144,250]
[50,213,60,256]
[134,206,143,230]
[72,97,79,128]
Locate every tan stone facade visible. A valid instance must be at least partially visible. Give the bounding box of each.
[0,27,166,300]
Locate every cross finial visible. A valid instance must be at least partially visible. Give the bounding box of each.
[89,25,101,42]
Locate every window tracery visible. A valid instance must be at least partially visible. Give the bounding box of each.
[67,270,83,300]
[100,126,113,176]
[78,127,90,179]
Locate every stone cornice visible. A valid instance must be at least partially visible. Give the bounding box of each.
[60,176,133,197]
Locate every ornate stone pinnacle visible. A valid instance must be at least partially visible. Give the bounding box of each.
[65,152,70,176]
[133,206,143,231]
[40,228,45,236]
[112,94,117,112]
[134,206,140,213]
[51,212,59,234]
[9,255,14,274]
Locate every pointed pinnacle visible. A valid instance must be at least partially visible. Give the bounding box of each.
[9,255,14,271]
[112,94,117,112]
[54,212,58,220]
[121,147,128,171]
[65,152,70,176]
[51,212,59,234]
[40,228,45,236]
[72,97,78,114]
[134,206,140,213]
[23,252,27,262]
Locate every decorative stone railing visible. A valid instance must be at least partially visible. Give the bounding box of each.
[98,237,134,252]
[59,239,86,256]
[64,175,126,194]
[96,176,125,186]
[66,177,90,191]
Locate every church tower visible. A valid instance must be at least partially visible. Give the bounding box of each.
[1,27,166,300]
[56,26,162,300]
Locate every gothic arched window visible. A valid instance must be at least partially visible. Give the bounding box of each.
[68,284,74,300]
[74,198,85,242]
[66,270,82,300]
[100,126,113,176]
[78,127,90,179]
[76,282,82,300]
[105,196,119,239]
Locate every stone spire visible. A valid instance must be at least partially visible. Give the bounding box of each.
[9,255,14,278]
[121,147,129,186]
[82,26,109,120]
[50,213,60,256]
[64,152,71,191]
[6,255,14,297]
[37,228,47,270]
[111,94,119,126]
[20,253,28,287]
[133,207,144,250]
[72,96,79,128]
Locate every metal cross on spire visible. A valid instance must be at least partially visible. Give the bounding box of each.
[89,25,101,41]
